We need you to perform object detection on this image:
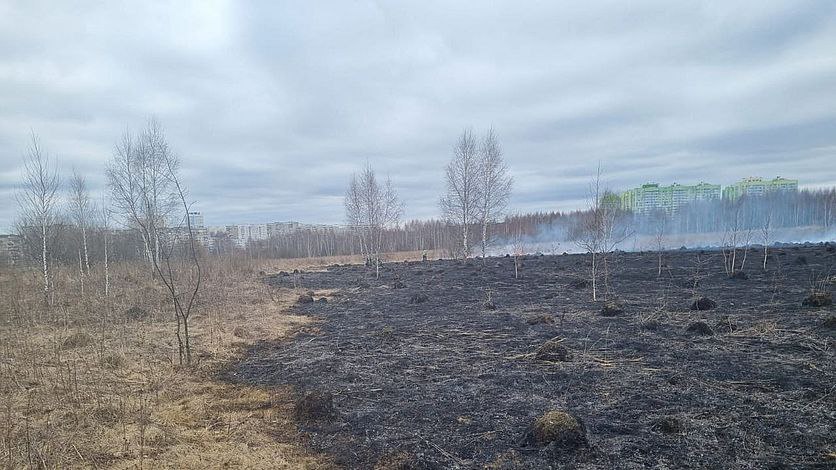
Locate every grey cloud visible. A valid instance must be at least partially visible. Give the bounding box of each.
[1,0,836,231]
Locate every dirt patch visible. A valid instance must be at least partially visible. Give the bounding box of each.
[294,391,337,423]
[233,245,836,468]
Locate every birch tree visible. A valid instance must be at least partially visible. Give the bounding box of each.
[344,164,402,278]
[16,133,60,302]
[68,169,93,293]
[99,198,112,297]
[107,121,176,274]
[476,128,512,259]
[440,129,481,258]
[575,166,626,301]
[107,119,201,365]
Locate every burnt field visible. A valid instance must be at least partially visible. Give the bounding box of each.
[229,244,835,469]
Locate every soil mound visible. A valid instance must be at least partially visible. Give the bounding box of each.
[524,410,587,450]
[685,321,714,336]
[527,314,554,325]
[656,416,683,434]
[567,277,589,289]
[534,339,572,362]
[294,391,337,423]
[601,300,624,317]
[802,292,832,307]
[691,297,717,311]
[409,293,428,304]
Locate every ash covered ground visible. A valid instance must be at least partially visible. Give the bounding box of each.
[228,244,835,469]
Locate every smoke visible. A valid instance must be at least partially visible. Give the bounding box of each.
[491,225,835,257]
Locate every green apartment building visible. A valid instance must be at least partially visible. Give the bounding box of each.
[621,176,799,213]
[620,182,722,213]
[721,176,798,200]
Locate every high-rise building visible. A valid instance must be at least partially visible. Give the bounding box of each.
[722,176,798,200]
[188,212,205,228]
[621,182,721,213]
[226,224,269,247]
[0,234,22,265]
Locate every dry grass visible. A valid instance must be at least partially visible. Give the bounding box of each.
[244,249,443,274]
[0,257,339,469]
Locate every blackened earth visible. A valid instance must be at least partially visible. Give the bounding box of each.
[227,244,835,469]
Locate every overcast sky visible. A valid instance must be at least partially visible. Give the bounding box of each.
[1,1,835,231]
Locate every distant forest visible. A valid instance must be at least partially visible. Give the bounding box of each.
[233,188,836,259]
[9,187,836,265]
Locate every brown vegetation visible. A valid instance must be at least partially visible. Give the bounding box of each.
[0,259,334,469]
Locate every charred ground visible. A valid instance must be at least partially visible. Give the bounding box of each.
[228,244,835,469]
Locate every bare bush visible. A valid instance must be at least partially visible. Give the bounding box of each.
[107,119,201,366]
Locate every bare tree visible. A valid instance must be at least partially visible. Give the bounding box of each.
[99,197,112,297]
[476,128,513,260]
[68,170,93,297]
[721,198,753,277]
[107,119,201,365]
[15,133,61,302]
[761,209,772,270]
[511,220,526,280]
[440,129,482,258]
[344,164,402,278]
[345,173,369,263]
[107,122,176,275]
[575,165,627,301]
[651,210,668,277]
